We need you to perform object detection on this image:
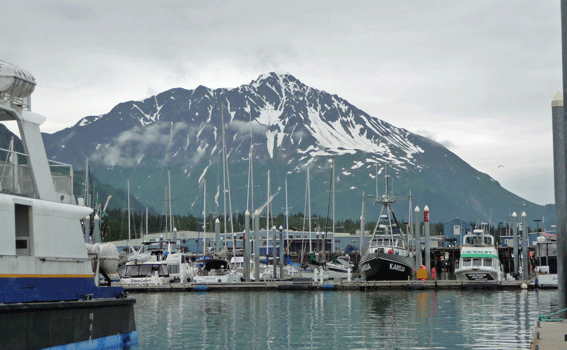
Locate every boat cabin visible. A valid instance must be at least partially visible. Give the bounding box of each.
[462,229,494,247]
[123,262,169,278]
[368,234,407,255]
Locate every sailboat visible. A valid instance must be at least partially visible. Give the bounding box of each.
[358,168,414,281]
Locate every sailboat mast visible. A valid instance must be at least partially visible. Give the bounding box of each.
[221,100,227,236]
[266,170,270,254]
[127,179,131,248]
[285,177,289,254]
[163,186,168,233]
[145,206,148,237]
[332,156,336,254]
[360,192,365,255]
[84,158,89,208]
[308,166,312,253]
[168,168,173,236]
[247,112,256,232]
[203,179,207,257]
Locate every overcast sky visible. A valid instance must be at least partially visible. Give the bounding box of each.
[1,1,561,206]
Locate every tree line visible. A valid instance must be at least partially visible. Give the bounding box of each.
[102,208,446,242]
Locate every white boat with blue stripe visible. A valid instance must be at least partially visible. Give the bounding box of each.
[0,60,137,350]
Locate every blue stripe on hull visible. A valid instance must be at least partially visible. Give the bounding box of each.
[42,331,138,350]
[0,277,125,303]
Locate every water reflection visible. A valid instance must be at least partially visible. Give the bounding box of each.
[131,289,558,349]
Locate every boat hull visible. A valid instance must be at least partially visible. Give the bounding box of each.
[454,268,500,282]
[359,253,413,281]
[0,276,126,304]
[0,298,137,350]
[536,273,558,288]
[193,275,241,283]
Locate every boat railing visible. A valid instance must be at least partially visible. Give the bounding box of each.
[0,147,73,199]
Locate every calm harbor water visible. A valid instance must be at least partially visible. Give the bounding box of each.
[130,289,559,350]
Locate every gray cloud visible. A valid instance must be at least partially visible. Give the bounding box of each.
[1,1,560,204]
[229,120,268,136]
[90,122,188,167]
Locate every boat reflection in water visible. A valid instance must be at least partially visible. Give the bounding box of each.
[132,289,552,349]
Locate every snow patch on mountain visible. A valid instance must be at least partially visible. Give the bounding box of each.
[78,115,102,127]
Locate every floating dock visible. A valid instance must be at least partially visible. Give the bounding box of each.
[121,279,533,293]
[531,319,567,350]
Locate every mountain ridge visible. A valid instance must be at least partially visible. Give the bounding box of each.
[34,72,554,228]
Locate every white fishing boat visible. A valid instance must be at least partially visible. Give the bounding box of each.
[534,233,557,288]
[0,60,137,349]
[455,228,503,282]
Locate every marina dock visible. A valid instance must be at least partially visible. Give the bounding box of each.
[531,318,567,350]
[122,279,533,293]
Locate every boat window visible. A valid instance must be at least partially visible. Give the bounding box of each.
[462,259,472,267]
[158,264,169,276]
[139,264,153,276]
[169,264,180,274]
[472,258,481,266]
[483,259,492,267]
[124,265,139,276]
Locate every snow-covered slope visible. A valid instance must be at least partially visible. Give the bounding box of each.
[41,73,553,224]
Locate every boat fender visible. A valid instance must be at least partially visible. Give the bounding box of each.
[194,285,209,292]
[321,284,335,290]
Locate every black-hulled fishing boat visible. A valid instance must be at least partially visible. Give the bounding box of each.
[358,171,414,281]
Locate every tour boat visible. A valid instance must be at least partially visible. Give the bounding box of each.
[454,228,503,282]
[0,60,137,349]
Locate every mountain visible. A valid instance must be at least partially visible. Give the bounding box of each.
[39,72,555,228]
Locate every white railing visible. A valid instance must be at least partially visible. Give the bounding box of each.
[0,147,73,198]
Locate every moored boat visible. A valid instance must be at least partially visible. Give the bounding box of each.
[454,227,503,282]
[358,171,414,281]
[0,60,137,349]
[192,258,242,283]
[124,237,194,284]
[534,233,557,288]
